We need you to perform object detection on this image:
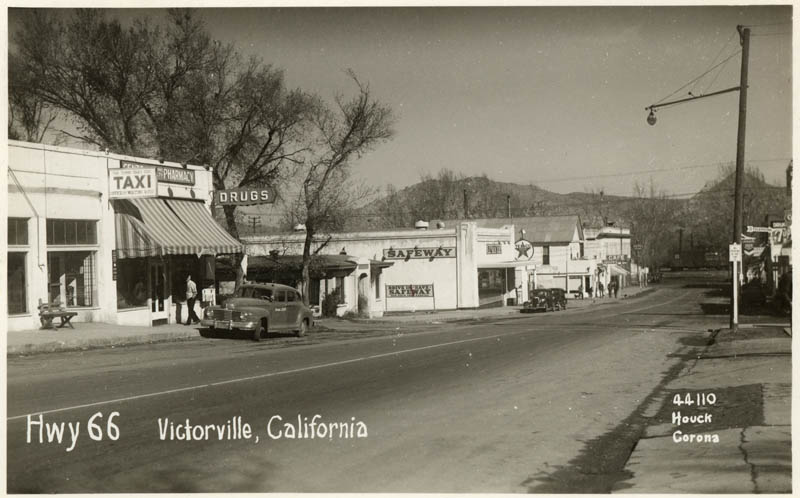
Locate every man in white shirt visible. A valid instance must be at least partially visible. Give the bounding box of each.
[185,275,200,325]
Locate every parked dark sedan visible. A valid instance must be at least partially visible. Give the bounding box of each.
[522,289,554,312]
[201,283,313,341]
[548,288,568,310]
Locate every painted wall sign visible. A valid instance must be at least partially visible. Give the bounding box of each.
[387,284,434,298]
[120,160,196,186]
[214,187,276,206]
[486,244,502,255]
[109,168,158,199]
[382,247,455,260]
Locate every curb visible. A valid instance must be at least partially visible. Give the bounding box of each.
[8,331,200,356]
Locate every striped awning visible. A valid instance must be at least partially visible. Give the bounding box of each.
[114,198,242,259]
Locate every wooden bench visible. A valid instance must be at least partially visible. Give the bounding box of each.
[38,299,78,330]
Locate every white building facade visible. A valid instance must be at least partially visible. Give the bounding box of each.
[243,222,533,317]
[7,140,241,331]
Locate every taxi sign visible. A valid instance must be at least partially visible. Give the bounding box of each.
[109,168,157,199]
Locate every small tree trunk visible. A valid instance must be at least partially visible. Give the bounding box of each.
[222,204,245,292]
[300,227,314,306]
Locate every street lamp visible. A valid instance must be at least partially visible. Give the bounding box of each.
[645,25,750,332]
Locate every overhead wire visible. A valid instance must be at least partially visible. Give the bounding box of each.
[692,29,737,96]
[653,50,742,106]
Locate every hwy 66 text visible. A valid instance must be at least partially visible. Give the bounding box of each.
[26,412,120,452]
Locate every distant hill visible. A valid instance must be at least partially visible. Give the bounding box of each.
[353,175,640,231]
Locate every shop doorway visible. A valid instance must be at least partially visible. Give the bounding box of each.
[149,260,169,325]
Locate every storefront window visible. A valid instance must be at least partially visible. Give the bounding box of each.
[48,252,95,307]
[336,276,345,304]
[116,258,149,309]
[8,252,27,314]
[543,246,550,265]
[8,218,29,245]
[47,219,97,245]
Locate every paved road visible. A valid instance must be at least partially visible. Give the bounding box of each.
[7,272,728,492]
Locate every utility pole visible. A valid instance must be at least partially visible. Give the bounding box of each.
[644,24,750,332]
[507,194,512,218]
[730,25,750,331]
[247,215,262,234]
[463,189,469,219]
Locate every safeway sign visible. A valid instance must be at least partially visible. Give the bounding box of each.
[109,168,157,199]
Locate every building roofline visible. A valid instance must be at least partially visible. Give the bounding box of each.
[9,139,211,173]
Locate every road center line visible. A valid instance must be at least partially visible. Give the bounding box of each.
[621,291,692,315]
[7,332,509,421]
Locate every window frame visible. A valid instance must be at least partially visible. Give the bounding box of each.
[7,250,28,315]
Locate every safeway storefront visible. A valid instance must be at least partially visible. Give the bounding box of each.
[7,140,242,331]
[243,222,533,317]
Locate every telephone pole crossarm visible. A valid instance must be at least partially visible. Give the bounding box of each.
[645,86,741,112]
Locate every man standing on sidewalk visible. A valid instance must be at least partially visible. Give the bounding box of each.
[185,275,200,325]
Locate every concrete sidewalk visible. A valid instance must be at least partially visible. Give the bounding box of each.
[7,284,655,355]
[7,322,202,355]
[613,324,792,493]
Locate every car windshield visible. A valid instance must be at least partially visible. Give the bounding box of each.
[533,290,548,297]
[238,287,274,300]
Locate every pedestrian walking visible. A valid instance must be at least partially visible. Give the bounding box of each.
[185,274,200,325]
[611,281,618,298]
[587,285,593,299]
[599,282,605,297]
[577,283,584,299]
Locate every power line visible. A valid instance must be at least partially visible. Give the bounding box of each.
[655,50,741,106]
[530,158,790,185]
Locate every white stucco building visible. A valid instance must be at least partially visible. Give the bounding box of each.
[7,140,242,331]
[243,222,534,317]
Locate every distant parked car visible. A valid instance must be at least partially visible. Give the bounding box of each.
[522,289,555,313]
[201,283,313,341]
[548,288,568,310]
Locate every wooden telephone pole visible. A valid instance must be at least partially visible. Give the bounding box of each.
[730,25,750,331]
[645,25,750,331]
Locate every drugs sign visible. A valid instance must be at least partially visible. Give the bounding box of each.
[214,188,276,206]
[109,168,157,199]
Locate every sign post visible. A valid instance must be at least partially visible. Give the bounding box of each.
[729,243,742,330]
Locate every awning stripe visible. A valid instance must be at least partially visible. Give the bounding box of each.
[113,198,242,258]
[166,200,242,254]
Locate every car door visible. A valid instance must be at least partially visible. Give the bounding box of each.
[285,290,302,328]
[272,290,288,330]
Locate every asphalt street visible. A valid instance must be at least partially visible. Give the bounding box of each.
[7,272,730,492]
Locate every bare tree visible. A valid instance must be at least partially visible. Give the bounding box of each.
[10,9,323,290]
[624,180,683,269]
[289,71,394,304]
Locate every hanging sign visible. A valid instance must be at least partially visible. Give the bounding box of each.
[120,160,195,186]
[214,187,277,206]
[111,250,117,281]
[514,239,533,260]
[109,168,158,199]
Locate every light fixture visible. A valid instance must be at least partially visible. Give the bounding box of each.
[647,109,657,126]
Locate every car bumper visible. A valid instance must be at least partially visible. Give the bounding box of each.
[200,319,258,331]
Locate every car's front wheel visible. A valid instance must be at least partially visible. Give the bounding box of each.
[296,319,308,338]
[253,322,265,342]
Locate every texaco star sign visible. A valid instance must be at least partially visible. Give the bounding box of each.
[515,239,533,260]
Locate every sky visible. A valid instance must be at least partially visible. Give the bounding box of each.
[7,5,793,198]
